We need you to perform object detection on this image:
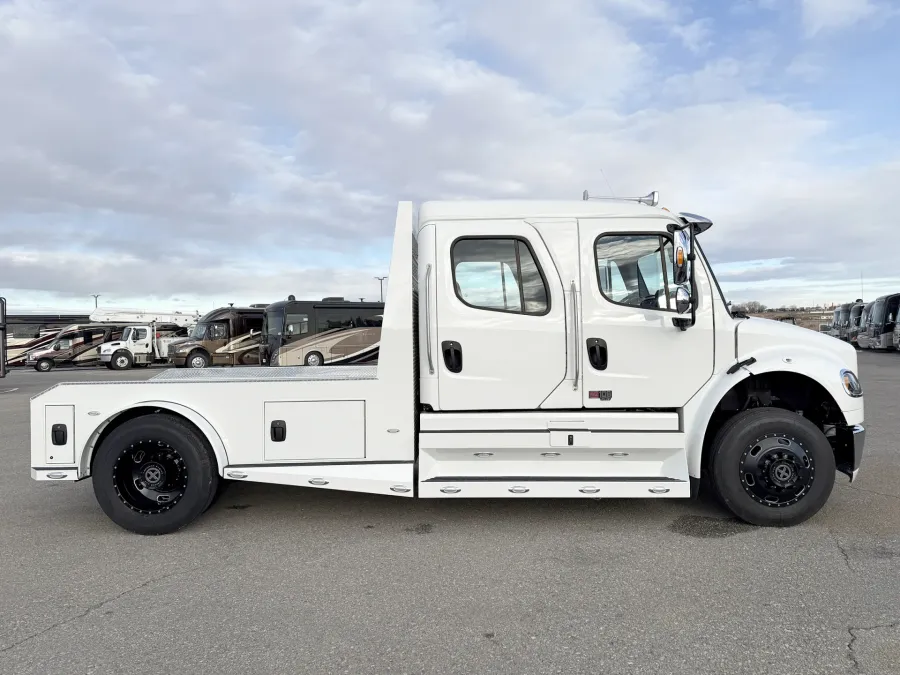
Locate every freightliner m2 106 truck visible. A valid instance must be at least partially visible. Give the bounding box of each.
[25,196,866,535]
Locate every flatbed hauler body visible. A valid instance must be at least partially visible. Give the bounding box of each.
[28,199,866,534]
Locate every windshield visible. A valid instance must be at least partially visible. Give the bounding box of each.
[265,309,284,337]
[122,327,132,341]
[191,323,208,339]
[838,308,850,324]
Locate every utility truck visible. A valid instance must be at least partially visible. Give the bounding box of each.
[94,309,199,370]
[99,323,191,370]
[27,196,866,535]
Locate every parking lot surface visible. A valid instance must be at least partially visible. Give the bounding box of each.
[1,355,898,675]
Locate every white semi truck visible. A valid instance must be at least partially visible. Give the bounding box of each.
[27,196,866,535]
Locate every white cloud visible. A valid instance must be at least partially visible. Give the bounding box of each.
[800,0,881,35]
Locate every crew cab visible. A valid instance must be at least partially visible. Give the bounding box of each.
[27,196,866,535]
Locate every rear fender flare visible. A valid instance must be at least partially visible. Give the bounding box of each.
[81,400,230,477]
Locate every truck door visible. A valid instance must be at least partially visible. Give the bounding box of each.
[577,220,715,408]
[434,221,568,410]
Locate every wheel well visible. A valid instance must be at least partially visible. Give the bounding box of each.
[700,372,849,478]
[87,407,216,475]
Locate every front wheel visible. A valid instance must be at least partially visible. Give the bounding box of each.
[110,351,133,370]
[304,351,324,367]
[710,408,835,527]
[187,351,209,369]
[35,359,53,372]
[92,414,218,535]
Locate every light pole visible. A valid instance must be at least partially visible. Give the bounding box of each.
[375,276,388,303]
[91,294,101,308]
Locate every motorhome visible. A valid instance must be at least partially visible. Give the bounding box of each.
[26,323,134,371]
[863,293,900,350]
[5,313,89,366]
[831,303,852,340]
[850,302,871,349]
[261,297,384,366]
[26,196,865,536]
[167,306,265,368]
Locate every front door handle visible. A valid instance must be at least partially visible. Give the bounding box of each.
[586,338,608,370]
[441,341,463,373]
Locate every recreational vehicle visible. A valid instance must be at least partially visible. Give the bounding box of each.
[167,306,265,368]
[863,293,900,350]
[261,297,384,366]
[850,302,871,349]
[27,324,132,371]
[27,196,865,536]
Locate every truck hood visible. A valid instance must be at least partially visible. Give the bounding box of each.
[99,341,123,354]
[169,338,200,353]
[737,317,858,370]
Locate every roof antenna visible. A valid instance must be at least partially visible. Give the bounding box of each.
[600,168,615,197]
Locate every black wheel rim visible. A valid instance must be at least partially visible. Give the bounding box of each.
[739,434,814,508]
[112,440,188,514]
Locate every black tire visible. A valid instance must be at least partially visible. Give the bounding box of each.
[105,362,114,370]
[304,351,324,367]
[35,359,53,372]
[187,351,209,369]
[92,414,219,535]
[710,408,835,527]
[110,350,133,371]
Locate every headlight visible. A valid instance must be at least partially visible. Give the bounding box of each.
[841,369,863,397]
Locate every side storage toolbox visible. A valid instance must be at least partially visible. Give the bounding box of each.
[264,401,366,462]
[44,405,75,465]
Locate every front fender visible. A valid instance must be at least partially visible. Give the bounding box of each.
[81,400,231,477]
[683,349,863,479]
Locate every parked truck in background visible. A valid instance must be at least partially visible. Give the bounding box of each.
[100,323,191,370]
[28,196,866,536]
[261,297,384,366]
[167,305,266,368]
[94,309,199,370]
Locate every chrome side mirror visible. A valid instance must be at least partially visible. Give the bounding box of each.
[675,286,691,314]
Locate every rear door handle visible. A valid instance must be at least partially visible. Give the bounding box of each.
[441,341,463,373]
[586,338,608,370]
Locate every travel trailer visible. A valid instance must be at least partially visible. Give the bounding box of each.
[100,323,191,369]
[863,293,900,350]
[261,297,384,366]
[167,306,265,368]
[28,196,865,536]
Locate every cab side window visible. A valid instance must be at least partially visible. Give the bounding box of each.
[595,234,675,311]
[208,323,228,340]
[451,238,549,315]
[133,328,148,340]
[286,313,309,335]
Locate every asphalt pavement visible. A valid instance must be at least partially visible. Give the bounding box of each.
[0,356,898,675]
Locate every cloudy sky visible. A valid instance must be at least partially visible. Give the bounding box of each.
[0,0,898,313]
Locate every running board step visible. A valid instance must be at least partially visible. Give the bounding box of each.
[418,479,690,499]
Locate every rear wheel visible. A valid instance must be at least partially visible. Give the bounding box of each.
[304,351,324,366]
[92,414,218,535]
[710,408,835,526]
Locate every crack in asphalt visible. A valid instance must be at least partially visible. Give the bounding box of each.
[0,571,182,654]
[828,529,856,574]
[847,621,900,673]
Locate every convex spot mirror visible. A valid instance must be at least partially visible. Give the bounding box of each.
[675,286,691,314]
